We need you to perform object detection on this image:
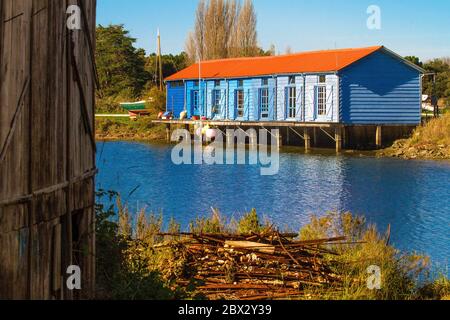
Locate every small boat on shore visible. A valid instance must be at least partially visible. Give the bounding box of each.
[120,101,150,119]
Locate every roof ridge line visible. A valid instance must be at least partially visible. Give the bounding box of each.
[194,46,383,65]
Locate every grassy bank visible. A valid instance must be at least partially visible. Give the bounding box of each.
[96,117,167,141]
[95,191,450,300]
[379,113,450,160]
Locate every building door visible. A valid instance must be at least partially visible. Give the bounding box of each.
[286,86,297,119]
[212,89,222,119]
[259,88,270,120]
[191,90,200,116]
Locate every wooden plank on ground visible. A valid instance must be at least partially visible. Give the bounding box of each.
[225,241,276,254]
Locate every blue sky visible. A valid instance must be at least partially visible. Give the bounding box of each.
[97,0,450,61]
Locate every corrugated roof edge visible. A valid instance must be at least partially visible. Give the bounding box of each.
[165,46,425,82]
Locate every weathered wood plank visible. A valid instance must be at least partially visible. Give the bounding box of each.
[0,0,97,300]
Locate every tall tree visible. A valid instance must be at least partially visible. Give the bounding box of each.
[96,25,150,99]
[233,0,258,57]
[186,0,259,63]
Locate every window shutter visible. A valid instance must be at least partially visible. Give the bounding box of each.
[326,85,333,121]
[244,89,250,120]
[269,87,274,121]
[189,91,193,115]
[311,86,317,121]
[255,88,262,119]
[284,87,289,120]
[252,88,257,121]
[233,90,237,120]
[296,86,303,121]
[221,88,226,119]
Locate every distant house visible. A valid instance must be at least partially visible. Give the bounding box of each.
[422,95,434,112]
[165,46,425,126]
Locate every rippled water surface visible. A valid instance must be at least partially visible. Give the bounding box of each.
[96,141,450,270]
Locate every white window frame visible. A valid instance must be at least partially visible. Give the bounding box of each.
[316,85,327,117]
[212,89,221,114]
[192,90,199,114]
[260,88,270,119]
[236,89,245,118]
[287,86,297,119]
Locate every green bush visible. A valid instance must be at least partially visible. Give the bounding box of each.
[189,209,228,234]
[95,191,178,300]
[237,209,263,235]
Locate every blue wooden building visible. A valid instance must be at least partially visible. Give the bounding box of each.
[163,46,425,150]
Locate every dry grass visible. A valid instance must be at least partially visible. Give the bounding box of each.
[410,113,450,147]
[95,117,167,141]
[380,113,450,159]
[299,212,433,300]
[95,193,450,300]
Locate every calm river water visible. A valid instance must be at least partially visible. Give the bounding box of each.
[96,141,450,271]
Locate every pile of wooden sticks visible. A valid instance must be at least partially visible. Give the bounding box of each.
[158,230,347,300]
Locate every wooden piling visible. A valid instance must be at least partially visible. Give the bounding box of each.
[376,126,382,148]
[166,124,171,142]
[276,132,283,149]
[226,126,234,146]
[313,127,318,147]
[304,128,311,151]
[335,126,343,153]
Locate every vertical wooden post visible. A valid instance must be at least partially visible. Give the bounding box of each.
[184,124,190,140]
[286,127,290,145]
[335,126,342,153]
[276,131,282,149]
[376,126,382,148]
[226,126,234,146]
[166,124,171,142]
[304,128,311,151]
[313,127,318,147]
[342,126,347,149]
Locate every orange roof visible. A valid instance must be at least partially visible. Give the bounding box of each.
[166,46,383,81]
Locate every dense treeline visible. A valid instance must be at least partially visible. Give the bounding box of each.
[94,0,269,114]
[95,24,188,113]
[406,56,450,108]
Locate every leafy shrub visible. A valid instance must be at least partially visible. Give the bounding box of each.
[237,209,263,235]
[95,191,177,300]
[189,209,229,234]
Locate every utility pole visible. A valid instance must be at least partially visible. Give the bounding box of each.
[432,74,438,118]
[157,28,163,91]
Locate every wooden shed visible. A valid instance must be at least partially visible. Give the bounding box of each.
[164,46,426,150]
[0,0,97,299]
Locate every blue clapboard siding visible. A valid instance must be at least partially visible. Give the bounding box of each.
[166,81,185,117]
[185,81,195,118]
[167,82,185,118]
[340,50,421,125]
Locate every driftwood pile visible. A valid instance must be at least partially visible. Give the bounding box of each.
[158,231,347,300]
